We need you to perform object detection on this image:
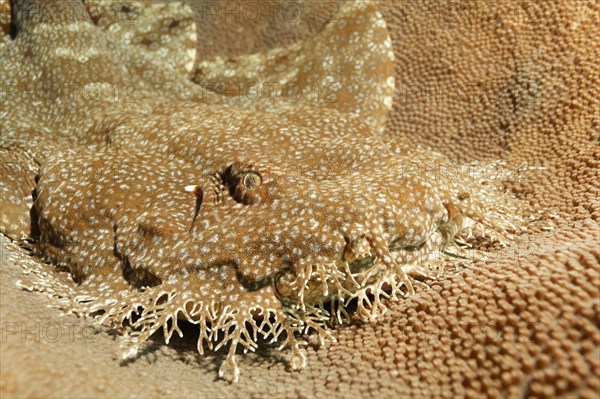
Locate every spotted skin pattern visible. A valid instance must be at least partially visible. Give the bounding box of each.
[0,0,522,382]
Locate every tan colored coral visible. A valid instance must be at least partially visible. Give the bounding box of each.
[1,1,599,398]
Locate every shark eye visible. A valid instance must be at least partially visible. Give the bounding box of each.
[224,163,274,205]
[242,172,262,190]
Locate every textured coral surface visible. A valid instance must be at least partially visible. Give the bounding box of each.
[1,0,599,398]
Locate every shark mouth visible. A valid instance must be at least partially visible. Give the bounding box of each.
[272,207,505,326]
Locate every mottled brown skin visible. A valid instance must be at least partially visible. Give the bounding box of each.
[0,0,524,382]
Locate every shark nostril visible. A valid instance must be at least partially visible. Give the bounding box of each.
[275,273,290,295]
[343,235,373,263]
